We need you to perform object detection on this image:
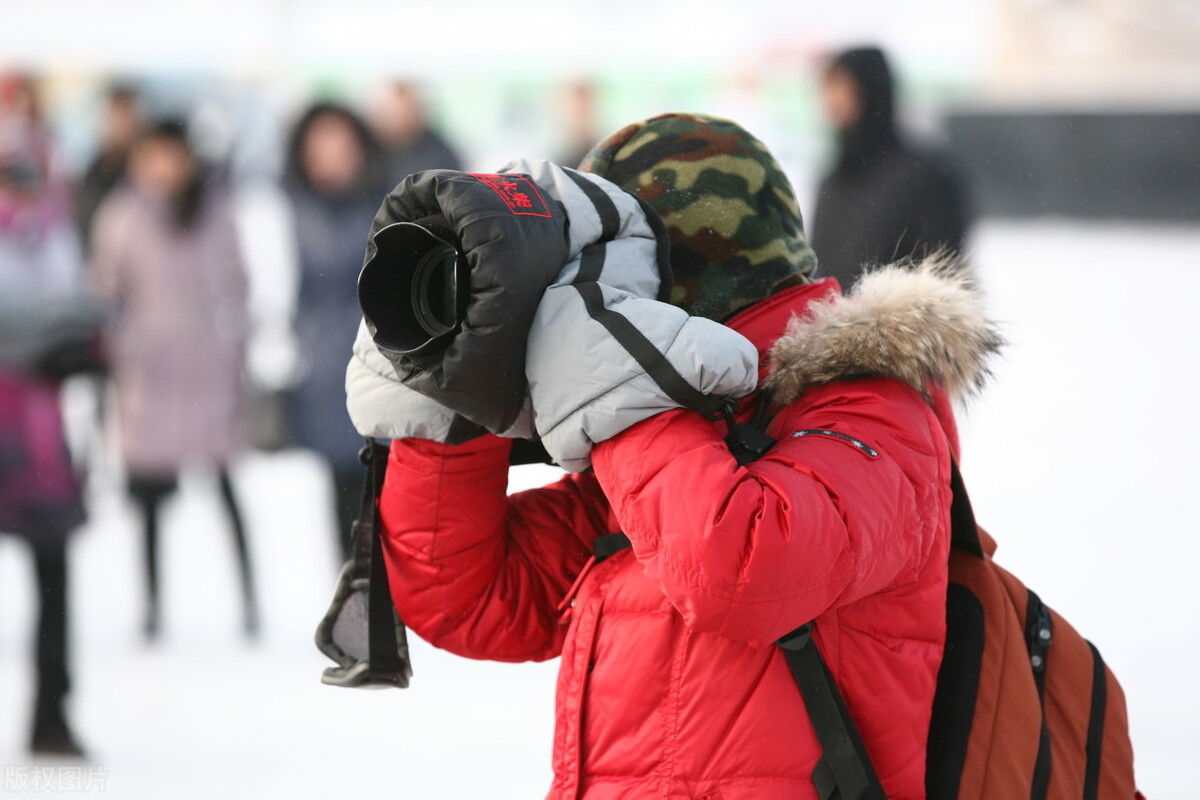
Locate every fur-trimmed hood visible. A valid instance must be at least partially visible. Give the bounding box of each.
[765,257,1003,404]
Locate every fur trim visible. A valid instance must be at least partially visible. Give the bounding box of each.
[765,255,1003,403]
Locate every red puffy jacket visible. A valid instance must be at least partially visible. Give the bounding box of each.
[380,270,999,799]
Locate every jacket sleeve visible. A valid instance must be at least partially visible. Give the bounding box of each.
[379,434,610,662]
[591,384,946,649]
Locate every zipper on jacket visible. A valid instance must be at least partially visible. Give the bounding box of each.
[790,429,880,458]
[556,556,598,623]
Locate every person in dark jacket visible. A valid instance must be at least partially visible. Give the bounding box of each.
[75,82,143,256]
[810,46,969,288]
[369,82,461,189]
[284,103,385,558]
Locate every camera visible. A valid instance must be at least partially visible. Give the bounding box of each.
[357,215,469,359]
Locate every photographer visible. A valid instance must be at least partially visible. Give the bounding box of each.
[351,114,1000,799]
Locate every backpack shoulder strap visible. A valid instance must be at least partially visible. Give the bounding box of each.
[778,625,888,800]
[777,461,977,798]
[730,390,887,799]
[949,460,985,557]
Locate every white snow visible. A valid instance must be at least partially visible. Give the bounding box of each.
[2,220,1198,798]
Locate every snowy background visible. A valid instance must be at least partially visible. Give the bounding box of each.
[3,0,1199,796]
[2,220,1197,798]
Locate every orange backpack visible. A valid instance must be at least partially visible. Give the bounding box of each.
[723,413,1146,800]
[770,460,1143,800]
[921,464,1142,799]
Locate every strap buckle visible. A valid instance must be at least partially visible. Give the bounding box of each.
[777,623,813,651]
[720,400,777,466]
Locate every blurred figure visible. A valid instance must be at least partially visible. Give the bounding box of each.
[810,46,969,287]
[0,71,89,756]
[75,83,143,481]
[370,82,460,188]
[558,80,599,168]
[284,103,381,559]
[75,81,143,255]
[90,119,257,641]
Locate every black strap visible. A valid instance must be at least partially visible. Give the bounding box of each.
[777,462,982,799]
[564,169,620,242]
[722,401,777,466]
[567,167,673,303]
[593,532,632,562]
[359,439,402,677]
[564,167,727,418]
[778,626,888,800]
[631,194,675,303]
[1082,642,1108,800]
[721,391,883,799]
[949,461,983,557]
[576,241,609,283]
[1025,589,1053,800]
[572,280,728,417]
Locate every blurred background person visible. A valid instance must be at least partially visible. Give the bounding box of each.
[90,118,258,641]
[73,81,143,483]
[810,46,969,287]
[557,79,599,168]
[0,71,90,756]
[0,3,1196,794]
[75,81,144,257]
[370,81,460,188]
[283,103,382,560]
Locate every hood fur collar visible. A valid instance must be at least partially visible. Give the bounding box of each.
[765,256,1003,404]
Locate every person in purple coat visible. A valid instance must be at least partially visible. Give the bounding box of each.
[91,119,258,641]
[0,70,89,757]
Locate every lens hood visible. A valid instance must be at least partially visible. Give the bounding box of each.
[358,217,468,359]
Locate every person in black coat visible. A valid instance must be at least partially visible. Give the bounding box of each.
[810,46,969,288]
[76,82,143,256]
[284,103,387,559]
[369,82,461,190]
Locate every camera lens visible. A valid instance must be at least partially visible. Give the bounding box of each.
[358,218,466,359]
[412,245,459,337]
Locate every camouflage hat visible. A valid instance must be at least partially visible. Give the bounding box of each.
[579,112,817,320]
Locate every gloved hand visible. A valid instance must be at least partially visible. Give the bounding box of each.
[510,159,760,472]
[345,320,487,443]
[527,290,759,472]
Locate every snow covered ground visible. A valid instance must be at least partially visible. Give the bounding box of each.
[2,219,1197,798]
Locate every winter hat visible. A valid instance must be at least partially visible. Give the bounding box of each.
[579,112,817,320]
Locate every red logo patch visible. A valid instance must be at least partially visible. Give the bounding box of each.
[468,173,553,218]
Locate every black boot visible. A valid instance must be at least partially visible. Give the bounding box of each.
[218,469,260,640]
[130,473,175,643]
[30,694,86,758]
[142,607,161,642]
[29,539,86,758]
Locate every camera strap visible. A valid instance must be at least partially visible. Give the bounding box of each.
[315,438,411,688]
[362,439,404,678]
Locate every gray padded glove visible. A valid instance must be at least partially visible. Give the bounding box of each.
[346,320,490,443]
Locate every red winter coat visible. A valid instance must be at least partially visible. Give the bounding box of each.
[380,268,999,799]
